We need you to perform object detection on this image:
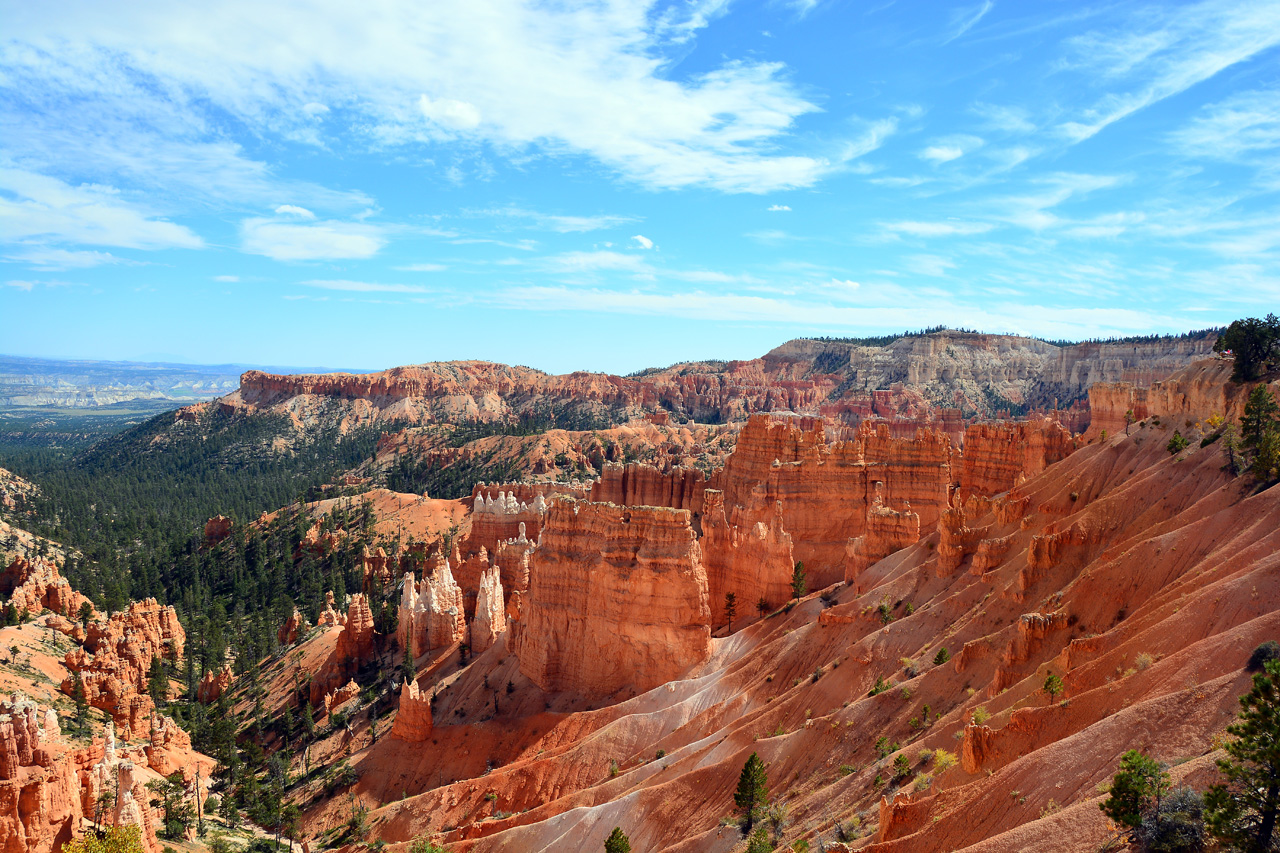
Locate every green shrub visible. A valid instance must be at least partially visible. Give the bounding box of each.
[1247,640,1280,672]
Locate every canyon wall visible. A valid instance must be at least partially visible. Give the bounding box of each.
[708,414,953,587]
[216,331,1216,435]
[1086,356,1280,439]
[960,418,1077,500]
[514,499,711,697]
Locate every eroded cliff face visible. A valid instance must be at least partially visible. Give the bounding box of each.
[700,490,794,628]
[1086,356,1280,439]
[212,332,1216,447]
[61,600,185,740]
[0,693,209,853]
[0,695,83,853]
[707,414,953,587]
[311,594,378,706]
[590,463,706,514]
[959,418,1076,500]
[514,498,711,697]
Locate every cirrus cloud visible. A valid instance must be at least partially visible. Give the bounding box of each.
[240,218,386,261]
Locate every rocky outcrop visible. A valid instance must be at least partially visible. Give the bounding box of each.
[311,595,377,706]
[590,463,706,514]
[708,414,953,587]
[845,487,921,579]
[0,696,84,853]
[195,665,233,705]
[470,566,505,654]
[970,533,1016,575]
[1086,356,1280,439]
[515,498,711,697]
[936,503,987,577]
[202,515,232,548]
[493,529,535,594]
[324,680,361,717]
[224,332,1214,435]
[316,591,344,628]
[85,724,160,853]
[0,556,93,620]
[699,490,794,627]
[391,680,433,742]
[277,607,307,646]
[398,562,466,658]
[960,419,1075,500]
[61,600,185,740]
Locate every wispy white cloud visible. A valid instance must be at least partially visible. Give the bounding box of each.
[395,263,447,272]
[241,217,386,261]
[884,220,994,237]
[1056,0,1280,142]
[274,204,316,219]
[1,2,844,193]
[4,247,133,270]
[470,207,638,233]
[904,254,956,276]
[631,234,654,249]
[1170,88,1280,160]
[545,250,651,274]
[768,204,792,211]
[943,0,995,44]
[0,168,203,250]
[970,102,1036,134]
[213,274,240,282]
[492,282,1177,342]
[920,134,984,164]
[921,145,964,164]
[300,279,431,293]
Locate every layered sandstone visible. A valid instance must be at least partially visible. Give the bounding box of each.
[1086,356,1280,439]
[398,561,466,658]
[708,414,953,586]
[277,607,308,646]
[195,665,233,704]
[0,556,93,620]
[310,595,377,706]
[699,490,794,628]
[589,463,706,514]
[845,489,920,579]
[470,566,505,654]
[515,498,711,696]
[960,418,1076,500]
[61,600,185,739]
[390,680,433,742]
[0,695,84,853]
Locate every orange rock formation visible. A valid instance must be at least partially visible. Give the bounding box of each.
[61,600,185,739]
[0,556,93,621]
[514,498,711,696]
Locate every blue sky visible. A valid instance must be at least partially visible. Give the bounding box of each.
[2,0,1279,374]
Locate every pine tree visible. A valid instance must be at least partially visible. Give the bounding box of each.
[1205,659,1280,852]
[790,562,806,600]
[1100,750,1169,833]
[147,656,168,707]
[723,592,737,632]
[1242,385,1279,446]
[1043,672,1064,703]
[734,752,769,833]
[604,826,631,853]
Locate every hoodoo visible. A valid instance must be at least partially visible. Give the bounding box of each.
[514,498,712,697]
